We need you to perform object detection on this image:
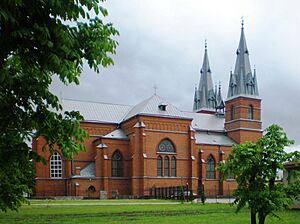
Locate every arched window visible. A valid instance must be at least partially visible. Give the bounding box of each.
[164,156,169,176]
[50,152,62,178]
[248,105,254,120]
[231,106,235,120]
[112,151,123,177]
[171,156,176,177]
[157,139,175,153]
[157,156,162,176]
[87,185,96,193]
[206,155,215,179]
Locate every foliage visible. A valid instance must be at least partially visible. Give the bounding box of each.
[219,124,300,224]
[179,186,184,203]
[189,189,194,202]
[0,0,118,211]
[198,185,206,205]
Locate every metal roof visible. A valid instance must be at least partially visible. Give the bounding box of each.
[62,99,132,123]
[103,129,128,140]
[122,94,188,121]
[61,95,225,131]
[184,111,225,131]
[195,132,236,146]
[76,162,95,177]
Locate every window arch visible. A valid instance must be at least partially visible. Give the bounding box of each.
[231,106,235,120]
[164,156,169,176]
[206,155,215,179]
[157,156,162,176]
[87,185,96,193]
[112,151,123,177]
[50,152,62,178]
[171,156,176,177]
[157,139,175,153]
[248,105,254,120]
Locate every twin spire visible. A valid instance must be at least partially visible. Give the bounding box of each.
[193,22,259,113]
[227,22,259,98]
[193,41,224,114]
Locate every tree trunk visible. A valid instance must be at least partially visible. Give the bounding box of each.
[251,208,256,224]
[258,215,266,224]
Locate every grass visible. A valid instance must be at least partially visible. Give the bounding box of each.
[0,200,299,224]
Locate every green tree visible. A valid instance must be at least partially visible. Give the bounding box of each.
[0,0,118,211]
[198,184,206,205]
[189,189,194,202]
[179,186,184,203]
[219,124,300,224]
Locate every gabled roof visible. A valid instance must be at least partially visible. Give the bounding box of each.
[122,94,188,121]
[61,95,225,132]
[61,99,132,123]
[195,132,236,146]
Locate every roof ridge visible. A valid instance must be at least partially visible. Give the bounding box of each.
[62,98,133,107]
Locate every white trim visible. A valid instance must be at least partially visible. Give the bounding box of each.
[226,127,263,132]
[145,129,188,134]
[225,118,261,124]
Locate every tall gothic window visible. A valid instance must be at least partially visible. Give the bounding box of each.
[248,105,254,120]
[206,155,215,179]
[231,106,235,120]
[171,156,176,177]
[50,152,62,178]
[112,151,123,177]
[157,139,175,153]
[164,156,169,176]
[157,156,162,176]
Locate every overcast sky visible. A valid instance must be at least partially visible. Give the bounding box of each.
[51,0,300,146]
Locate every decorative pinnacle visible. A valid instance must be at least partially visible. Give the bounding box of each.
[205,39,207,50]
[219,81,221,89]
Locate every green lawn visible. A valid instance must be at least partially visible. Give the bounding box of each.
[0,200,299,224]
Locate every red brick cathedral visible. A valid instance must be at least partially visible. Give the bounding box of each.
[33,24,262,199]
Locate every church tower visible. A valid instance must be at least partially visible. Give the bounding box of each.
[193,42,224,114]
[225,22,262,143]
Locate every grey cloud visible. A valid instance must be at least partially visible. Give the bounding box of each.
[50,0,300,144]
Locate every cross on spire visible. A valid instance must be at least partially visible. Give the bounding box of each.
[241,16,244,28]
[153,85,158,95]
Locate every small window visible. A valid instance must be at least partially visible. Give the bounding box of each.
[171,156,176,177]
[158,102,167,111]
[157,156,162,176]
[87,185,96,193]
[231,106,235,120]
[50,152,62,178]
[206,155,215,179]
[164,156,169,176]
[112,151,123,177]
[248,105,254,120]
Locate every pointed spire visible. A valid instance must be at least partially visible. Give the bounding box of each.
[227,22,259,99]
[193,85,198,111]
[216,82,225,111]
[193,41,216,113]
